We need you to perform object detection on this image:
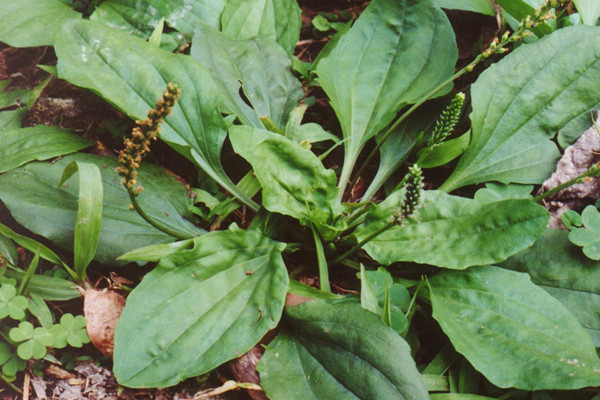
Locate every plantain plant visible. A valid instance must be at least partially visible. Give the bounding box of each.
[0,0,599,398]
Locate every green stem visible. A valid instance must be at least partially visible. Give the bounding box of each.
[311,225,331,293]
[331,221,394,265]
[534,167,600,202]
[127,189,192,240]
[1,374,21,394]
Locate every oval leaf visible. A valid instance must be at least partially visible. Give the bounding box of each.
[315,0,457,192]
[441,26,600,191]
[91,0,226,37]
[257,300,428,400]
[113,228,289,388]
[0,126,92,174]
[221,0,301,54]
[229,126,343,239]
[429,266,600,390]
[355,190,549,269]
[500,229,600,347]
[0,154,203,265]
[0,0,80,47]
[191,24,302,129]
[54,19,257,210]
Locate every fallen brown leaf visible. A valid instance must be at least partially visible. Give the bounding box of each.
[83,288,126,357]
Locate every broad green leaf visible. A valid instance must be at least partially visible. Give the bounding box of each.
[59,161,103,279]
[429,266,600,390]
[473,183,534,203]
[432,0,496,16]
[441,27,600,192]
[0,126,92,174]
[257,300,428,400]
[315,0,457,195]
[574,0,600,25]
[285,105,339,145]
[0,0,80,47]
[4,270,80,301]
[54,19,257,210]
[568,205,600,260]
[230,126,344,240]
[113,228,288,388]
[430,395,498,400]
[0,154,203,266]
[191,24,303,129]
[91,0,226,37]
[221,0,301,54]
[355,190,548,269]
[501,229,600,347]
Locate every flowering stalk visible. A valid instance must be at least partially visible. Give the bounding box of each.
[416,92,465,165]
[350,0,566,199]
[117,83,191,240]
[332,165,423,264]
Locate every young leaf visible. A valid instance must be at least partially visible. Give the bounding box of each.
[441,26,600,192]
[0,0,80,47]
[429,266,600,390]
[354,191,549,269]
[418,130,470,169]
[59,161,103,280]
[221,0,301,54]
[0,342,26,377]
[0,154,203,265]
[113,228,289,388]
[191,24,303,129]
[117,239,196,262]
[315,0,457,195]
[257,300,429,400]
[28,294,54,329]
[360,265,380,314]
[230,126,344,240]
[501,229,600,347]
[568,205,600,260]
[0,126,92,174]
[54,19,257,210]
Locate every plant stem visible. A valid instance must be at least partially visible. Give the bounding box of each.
[331,221,394,265]
[127,189,192,240]
[311,225,331,293]
[534,167,600,202]
[1,374,22,394]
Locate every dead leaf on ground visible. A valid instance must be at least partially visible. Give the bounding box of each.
[82,288,126,357]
